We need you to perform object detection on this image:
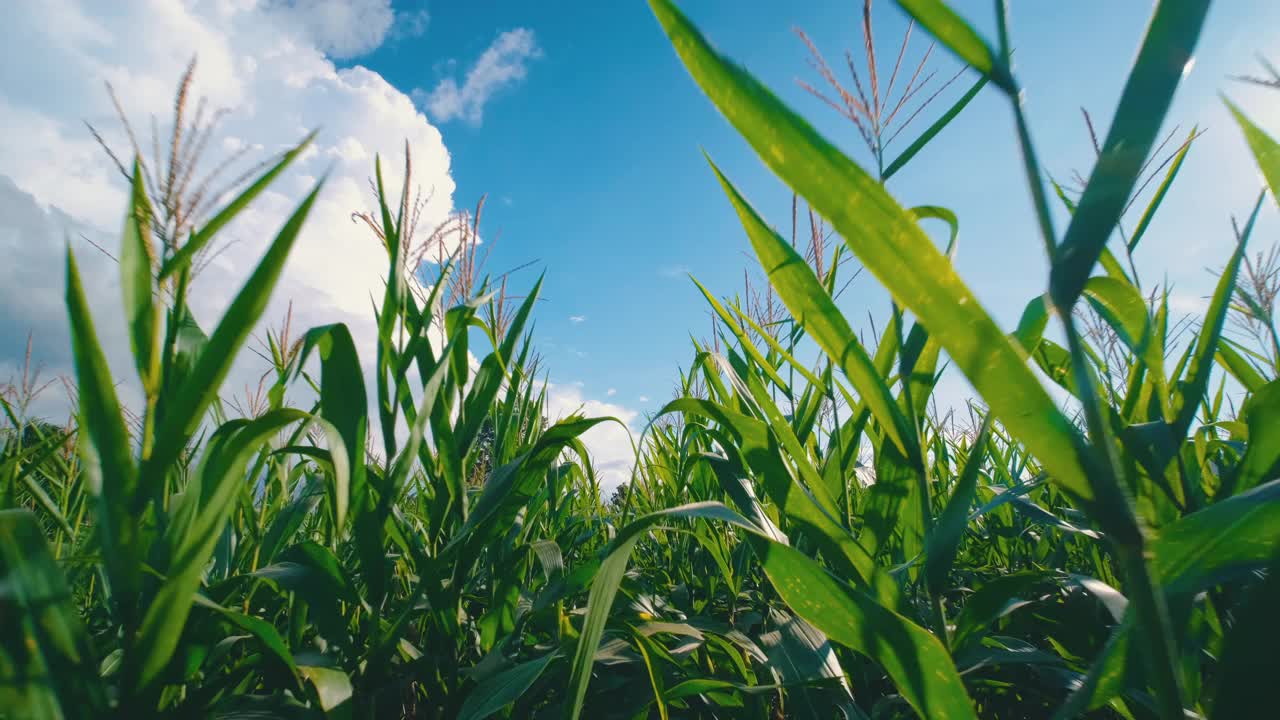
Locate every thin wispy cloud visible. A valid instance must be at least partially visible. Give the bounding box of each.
[569,314,586,323]
[269,0,428,59]
[606,388,617,397]
[391,8,430,42]
[659,264,692,278]
[419,28,541,125]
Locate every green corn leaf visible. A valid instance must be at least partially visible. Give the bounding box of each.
[563,503,753,720]
[1082,276,1162,375]
[1156,478,1280,595]
[530,539,565,583]
[900,318,944,425]
[883,74,990,181]
[1211,550,1280,720]
[659,398,881,592]
[950,571,1055,655]
[1062,478,1280,713]
[693,278,790,392]
[725,303,824,388]
[361,317,468,608]
[5,428,77,539]
[459,652,558,720]
[142,178,325,495]
[736,357,844,522]
[252,542,357,653]
[567,502,976,720]
[300,665,354,716]
[1127,127,1198,253]
[649,0,1096,506]
[1225,98,1280,204]
[705,160,916,464]
[65,246,142,613]
[756,609,860,720]
[497,273,544,368]
[1226,381,1280,496]
[924,417,992,598]
[457,354,507,470]
[121,159,159,392]
[699,451,789,543]
[747,537,976,719]
[158,302,209,412]
[132,409,310,691]
[633,628,671,720]
[1215,339,1267,393]
[258,476,325,565]
[1173,190,1264,437]
[191,593,300,685]
[0,510,107,719]
[451,416,613,555]
[292,323,366,530]
[1049,0,1210,311]
[861,437,917,559]
[909,205,960,257]
[1014,294,1051,349]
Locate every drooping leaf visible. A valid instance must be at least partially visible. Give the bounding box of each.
[1225,97,1280,205]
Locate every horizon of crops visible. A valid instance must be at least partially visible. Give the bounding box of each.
[3,1,1280,718]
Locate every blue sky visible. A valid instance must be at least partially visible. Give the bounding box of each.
[0,0,1277,488]
[348,0,1280,412]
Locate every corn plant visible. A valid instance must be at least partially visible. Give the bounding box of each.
[555,2,1280,719]
[4,3,1280,720]
[0,122,622,716]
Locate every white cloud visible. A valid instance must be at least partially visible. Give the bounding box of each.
[569,314,586,323]
[0,0,455,434]
[659,264,692,278]
[639,395,650,403]
[391,8,431,42]
[606,387,616,396]
[543,382,638,492]
[266,0,428,59]
[418,28,541,125]
[0,1,639,501]
[0,176,138,419]
[1168,292,1209,317]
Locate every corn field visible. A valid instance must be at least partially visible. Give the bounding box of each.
[3,1,1279,718]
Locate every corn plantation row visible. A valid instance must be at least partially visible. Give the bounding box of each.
[3,1,1279,718]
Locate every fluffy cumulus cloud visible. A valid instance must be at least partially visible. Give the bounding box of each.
[265,0,430,59]
[0,0,629,489]
[0,176,143,423]
[419,28,541,125]
[542,382,639,493]
[0,0,453,404]
[266,0,395,58]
